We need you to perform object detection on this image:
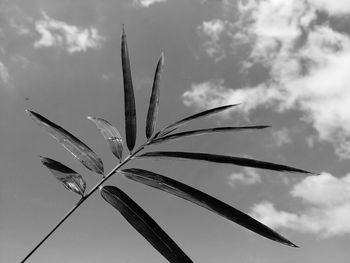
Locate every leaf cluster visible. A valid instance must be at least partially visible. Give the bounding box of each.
[21,27,315,263]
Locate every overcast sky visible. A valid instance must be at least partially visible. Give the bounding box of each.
[1,0,350,262]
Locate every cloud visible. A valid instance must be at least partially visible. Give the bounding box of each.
[250,172,350,237]
[133,0,167,8]
[292,173,350,206]
[185,0,350,158]
[228,167,261,187]
[0,61,10,87]
[271,128,291,147]
[183,79,275,114]
[34,11,104,54]
[250,202,299,230]
[308,0,350,15]
[198,19,227,60]
[0,2,33,36]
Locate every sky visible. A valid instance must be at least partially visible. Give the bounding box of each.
[1,0,350,262]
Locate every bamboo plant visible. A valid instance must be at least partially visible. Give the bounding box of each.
[21,26,314,263]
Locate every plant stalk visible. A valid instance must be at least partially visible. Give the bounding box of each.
[20,142,148,262]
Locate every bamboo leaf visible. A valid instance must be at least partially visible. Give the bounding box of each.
[100,186,193,263]
[146,53,164,139]
[26,110,104,175]
[121,168,298,247]
[137,151,313,174]
[87,116,123,161]
[121,25,137,152]
[151,126,270,145]
[40,157,86,196]
[158,104,239,137]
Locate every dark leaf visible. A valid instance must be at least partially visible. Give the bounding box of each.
[158,104,239,137]
[121,25,137,152]
[87,116,123,161]
[121,168,298,247]
[26,110,104,174]
[100,186,193,263]
[151,126,270,145]
[40,157,86,196]
[146,53,164,139]
[137,151,313,174]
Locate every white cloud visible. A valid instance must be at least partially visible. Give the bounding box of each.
[183,80,276,114]
[133,0,167,8]
[251,172,350,237]
[9,18,31,36]
[185,0,350,158]
[251,202,299,230]
[271,128,291,147]
[292,173,350,207]
[0,2,34,36]
[198,19,227,60]
[34,12,104,54]
[308,0,350,15]
[228,167,261,187]
[0,61,10,87]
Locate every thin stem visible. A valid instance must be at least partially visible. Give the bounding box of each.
[20,198,84,263]
[21,142,148,263]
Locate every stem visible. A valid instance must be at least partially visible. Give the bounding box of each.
[21,142,148,262]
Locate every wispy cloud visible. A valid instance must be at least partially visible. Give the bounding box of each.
[228,167,261,187]
[183,79,273,113]
[0,61,10,87]
[0,2,33,37]
[250,172,350,238]
[34,11,104,54]
[9,16,32,36]
[307,0,350,15]
[185,0,350,158]
[133,0,167,8]
[0,3,33,91]
[271,128,291,147]
[198,19,227,61]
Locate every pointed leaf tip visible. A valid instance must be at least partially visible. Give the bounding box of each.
[151,125,271,145]
[137,151,313,174]
[41,157,86,196]
[158,104,240,137]
[146,53,164,139]
[120,168,298,247]
[26,110,104,175]
[88,116,123,161]
[121,26,137,152]
[100,186,193,263]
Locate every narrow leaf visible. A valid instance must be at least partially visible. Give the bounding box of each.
[87,117,123,161]
[40,157,86,196]
[26,110,104,175]
[121,25,137,152]
[137,151,313,174]
[151,126,270,145]
[121,168,297,247]
[158,104,239,137]
[146,53,164,139]
[100,186,193,263]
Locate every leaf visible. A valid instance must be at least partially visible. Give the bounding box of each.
[121,25,137,152]
[121,168,298,247]
[100,186,193,263]
[137,151,313,174]
[151,125,270,145]
[87,117,123,161]
[146,53,164,139]
[26,110,104,175]
[157,104,239,137]
[40,157,86,196]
